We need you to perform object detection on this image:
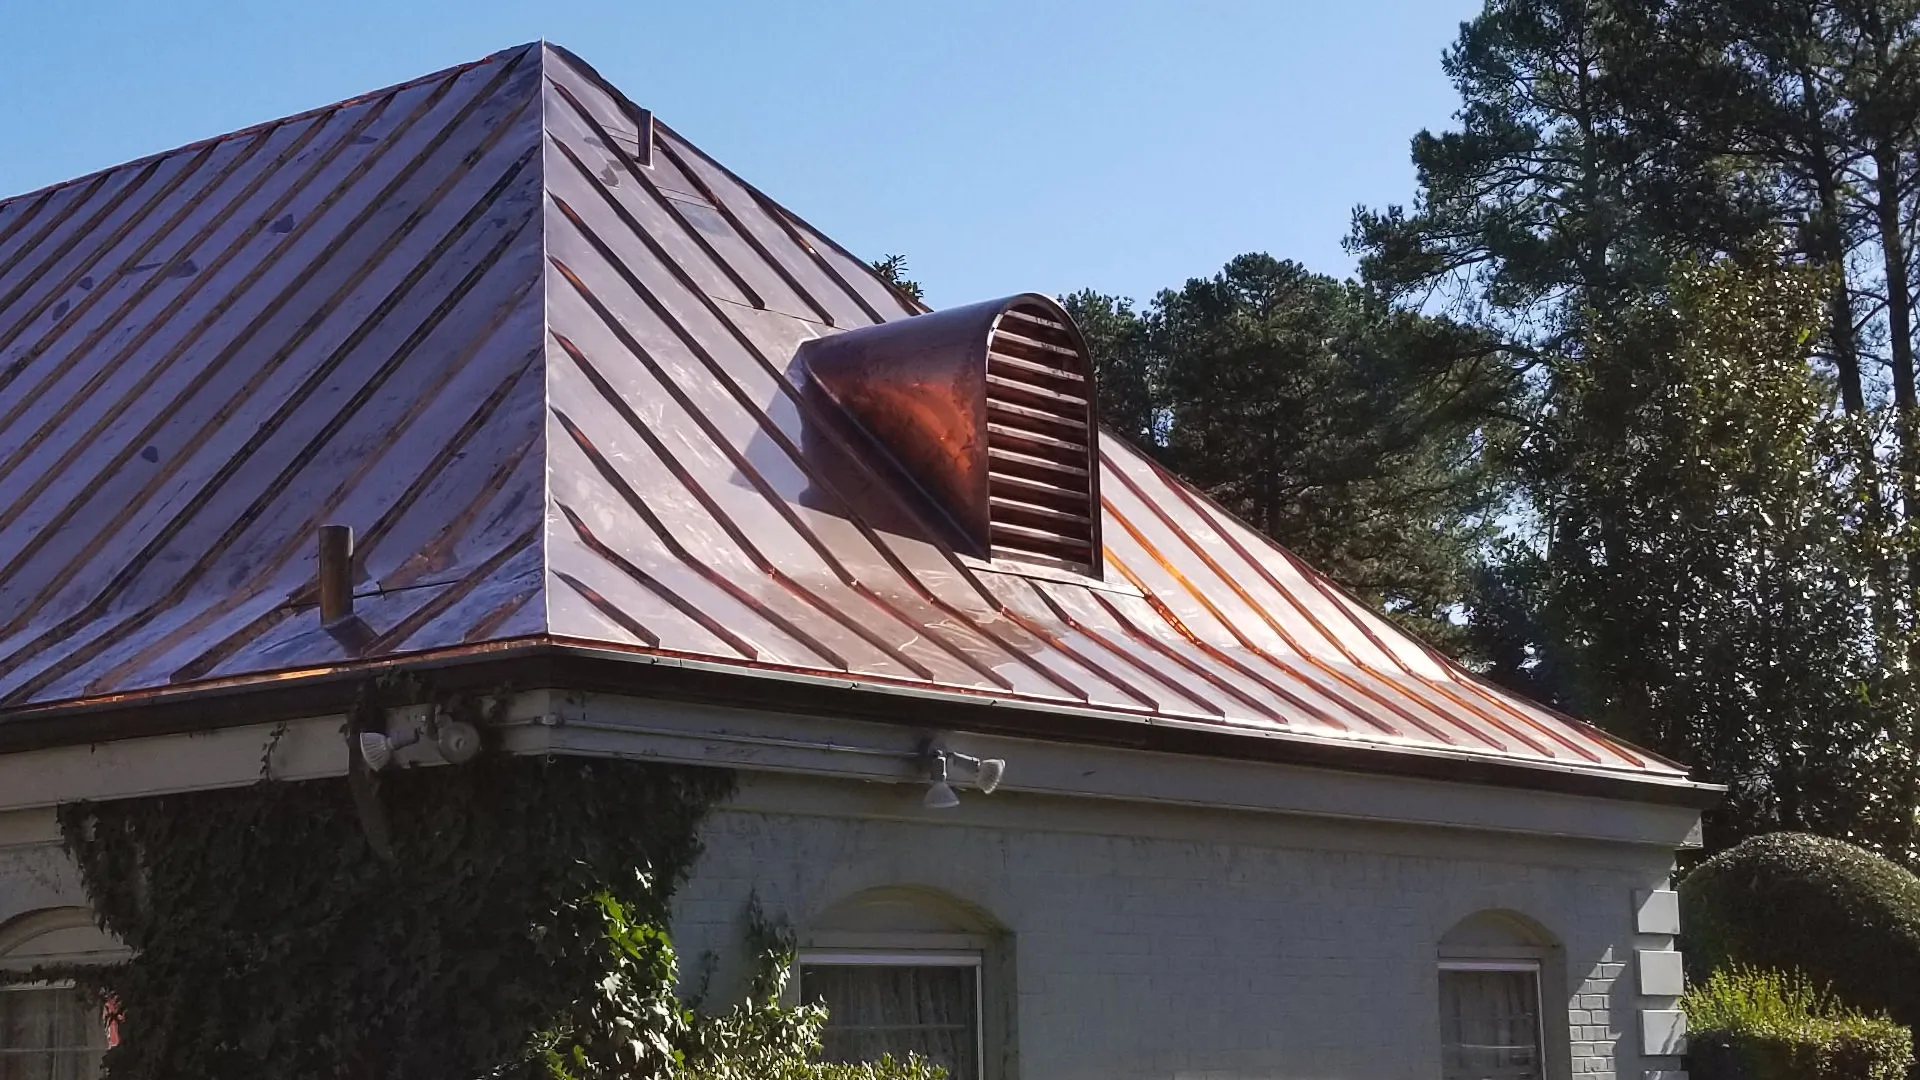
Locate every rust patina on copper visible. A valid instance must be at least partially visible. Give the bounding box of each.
[0,42,1703,798]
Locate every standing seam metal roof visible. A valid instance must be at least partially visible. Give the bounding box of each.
[0,42,1687,789]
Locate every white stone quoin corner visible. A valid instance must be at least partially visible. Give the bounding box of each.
[1642,1008,1689,1056]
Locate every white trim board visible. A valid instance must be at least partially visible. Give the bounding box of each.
[0,690,1702,849]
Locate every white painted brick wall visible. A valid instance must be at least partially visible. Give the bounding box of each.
[671,802,1675,1080]
[0,787,1681,1080]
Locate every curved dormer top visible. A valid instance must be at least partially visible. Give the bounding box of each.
[798,293,1102,576]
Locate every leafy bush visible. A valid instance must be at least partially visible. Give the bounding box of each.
[1681,832,1920,1032]
[1683,967,1911,1080]
[535,889,945,1080]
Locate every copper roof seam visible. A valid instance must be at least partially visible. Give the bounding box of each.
[548,327,1017,692]
[552,501,761,660]
[18,58,535,539]
[0,118,346,442]
[353,294,546,564]
[552,332,942,681]
[1025,581,1227,718]
[163,415,538,686]
[0,164,542,695]
[542,213,985,598]
[3,163,543,702]
[462,584,542,644]
[541,181,1022,616]
[0,173,121,302]
[1101,452,1523,750]
[541,319,1021,684]
[549,319,1013,687]
[1139,454,1596,763]
[1101,496,1462,743]
[553,570,662,647]
[533,633,1163,723]
[542,81,775,317]
[540,229,1074,689]
[548,407,848,668]
[0,152,204,362]
[0,187,57,259]
[1098,462,1510,752]
[164,603,299,685]
[361,524,542,656]
[655,119,918,321]
[649,125,882,326]
[98,382,541,687]
[632,126,841,326]
[1407,632,1659,769]
[990,602,1154,709]
[1292,557,1604,763]
[0,117,542,648]
[0,132,276,417]
[1075,585,1296,723]
[1100,549,1357,733]
[368,426,542,594]
[0,46,536,223]
[0,70,459,534]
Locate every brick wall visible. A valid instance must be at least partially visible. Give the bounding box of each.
[0,779,1684,1079]
[670,792,1678,1080]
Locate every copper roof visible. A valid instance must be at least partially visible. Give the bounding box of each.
[0,43,1690,792]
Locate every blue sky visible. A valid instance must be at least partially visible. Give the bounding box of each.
[0,0,1478,308]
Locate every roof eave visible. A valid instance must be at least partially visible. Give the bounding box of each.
[0,640,1725,811]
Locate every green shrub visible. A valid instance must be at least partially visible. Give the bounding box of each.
[1683,967,1912,1080]
[1681,832,1920,1032]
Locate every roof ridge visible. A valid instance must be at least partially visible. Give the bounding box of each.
[0,42,541,216]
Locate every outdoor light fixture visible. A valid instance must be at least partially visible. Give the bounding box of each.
[357,726,419,772]
[435,719,483,764]
[357,714,483,771]
[923,752,962,809]
[920,744,1008,808]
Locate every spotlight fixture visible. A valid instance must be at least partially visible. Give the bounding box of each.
[357,713,484,771]
[357,726,419,772]
[923,751,962,809]
[919,744,1008,808]
[972,756,1006,794]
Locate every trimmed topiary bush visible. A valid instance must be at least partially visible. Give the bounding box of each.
[1681,832,1920,1032]
[1683,967,1912,1080]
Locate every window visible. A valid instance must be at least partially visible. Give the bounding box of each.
[0,907,127,1080]
[0,984,107,1080]
[798,951,981,1080]
[1439,961,1544,1080]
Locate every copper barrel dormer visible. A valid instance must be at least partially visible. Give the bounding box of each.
[799,294,1103,576]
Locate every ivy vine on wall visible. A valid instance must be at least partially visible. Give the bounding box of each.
[20,677,942,1079]
[55,747,730,1078]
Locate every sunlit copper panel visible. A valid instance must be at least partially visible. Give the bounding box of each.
[0,42,1686,788]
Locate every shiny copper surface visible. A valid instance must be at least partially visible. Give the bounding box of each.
[0,43,1683,785]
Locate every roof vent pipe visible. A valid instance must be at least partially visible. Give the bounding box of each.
[317,524,354,626]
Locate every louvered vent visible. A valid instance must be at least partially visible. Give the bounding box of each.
[798,292,1103,579]
[985,303,1098,570]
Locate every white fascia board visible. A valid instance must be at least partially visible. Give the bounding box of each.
[0,689,1700,849]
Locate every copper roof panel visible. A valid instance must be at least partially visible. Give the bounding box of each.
[0,42,1688,791]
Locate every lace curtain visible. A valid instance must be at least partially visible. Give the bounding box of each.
[1439,968,1542,1080]
[800,963,978,1080]
[0,986,106,1080]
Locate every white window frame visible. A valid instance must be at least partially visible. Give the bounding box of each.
[0,977,110,1073]
[797,948,985,1080]
[1438,959,1547,1080]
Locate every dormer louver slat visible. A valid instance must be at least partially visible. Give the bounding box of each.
[798,293,1103,577]
[983,302,1098,569]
